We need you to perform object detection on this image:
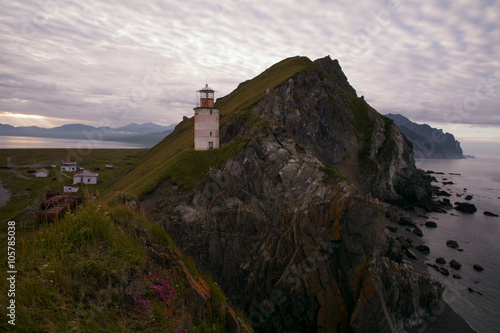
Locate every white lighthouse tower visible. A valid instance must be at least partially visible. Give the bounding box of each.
[194,84,219,150]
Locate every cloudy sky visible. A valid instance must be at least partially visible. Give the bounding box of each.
[1,0,499,154]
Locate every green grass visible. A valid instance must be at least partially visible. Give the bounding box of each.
[0,149,146,245]
[0,200,244,332]
[111,139,247,198]
[217,56,319,116]
[0,202,148,332]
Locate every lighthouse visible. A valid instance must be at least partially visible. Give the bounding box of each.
[194,84,219,150]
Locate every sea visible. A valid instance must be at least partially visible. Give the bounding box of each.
[0,135,147,149]
[416,156,500,333]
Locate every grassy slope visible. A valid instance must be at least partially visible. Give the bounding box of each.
[0,200,245,332]
[217,56,318,116]
[109,56,319,199]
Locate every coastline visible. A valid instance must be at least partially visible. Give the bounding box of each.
[406,301,476,333]
[0,180,10,207]
[383,203,477,333]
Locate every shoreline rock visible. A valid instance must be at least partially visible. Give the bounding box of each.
[449,259,462,270]
[484,211,498,217]
[383,201,477,333]
[473,264,484,271]
[425,221,438,228]
[454,202,477,213]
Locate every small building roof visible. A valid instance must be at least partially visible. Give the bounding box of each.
[36,168,49,174]
[61,160,77,164]
[74,170,99,177]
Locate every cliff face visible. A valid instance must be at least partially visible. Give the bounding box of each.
[237,56,431,207]
[133,56,442,332]
[143,132,442,332]
[385,113,464,159]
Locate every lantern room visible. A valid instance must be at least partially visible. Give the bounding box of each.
[198,84,215,108]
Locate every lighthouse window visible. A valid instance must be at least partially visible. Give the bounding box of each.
[210,132,212,136]
[210,110,212,115]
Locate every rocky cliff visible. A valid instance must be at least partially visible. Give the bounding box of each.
[113,56,442,332]
[219,56,433,207]
[385,113,464,159]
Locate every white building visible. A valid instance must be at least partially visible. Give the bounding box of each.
[73,170,99,184]
[64,184,79,193]
[35,168,49,178]
[194,84,219,150]
[61,160,77,172]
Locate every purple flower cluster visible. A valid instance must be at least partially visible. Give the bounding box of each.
[135,297,148,310]
[151,280,175,305]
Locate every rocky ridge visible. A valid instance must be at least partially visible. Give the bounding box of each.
[385,114,464,159]
[127,56,446,332]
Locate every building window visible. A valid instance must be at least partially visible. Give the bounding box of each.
[210,110,212,115]
[210,131,212,136]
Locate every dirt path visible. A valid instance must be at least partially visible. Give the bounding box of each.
[6,156,17,168]
[7,170,31,180]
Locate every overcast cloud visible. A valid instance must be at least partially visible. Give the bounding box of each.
[0,1,499,141]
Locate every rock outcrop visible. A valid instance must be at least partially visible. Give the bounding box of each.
[131,56,444,332]
[385,113,464,159]
[240,57,432,207]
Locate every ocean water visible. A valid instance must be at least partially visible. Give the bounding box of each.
[0,135,147,149]
[416,156,500,333]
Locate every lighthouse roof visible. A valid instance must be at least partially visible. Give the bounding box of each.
[199,84,214,92]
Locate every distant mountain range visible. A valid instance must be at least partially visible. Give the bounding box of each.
[385,113,464,159]
[0,122,176,146]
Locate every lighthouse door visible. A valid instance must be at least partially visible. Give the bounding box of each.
[209,142,214,150]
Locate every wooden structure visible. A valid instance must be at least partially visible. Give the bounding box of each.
[38,195,82,223]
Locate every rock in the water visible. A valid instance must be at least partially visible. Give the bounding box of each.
[396,236,410,250]
[468,287,483,296]
[464,195,473,200]
[435,190,451,197]
[416,245,430,254]
[405,249,417,259]
[449,259,462,269]
[453,274,462,279]
[386,225,398,232]
[436,267,450,276]
[398,216,415,227]
[473,264,484,271]
[454,202,477,213]
[413,227,423,237]
[436,257,446,264]
[425,221,438,228]
[484,211,499,217]
[447,240,459,248]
